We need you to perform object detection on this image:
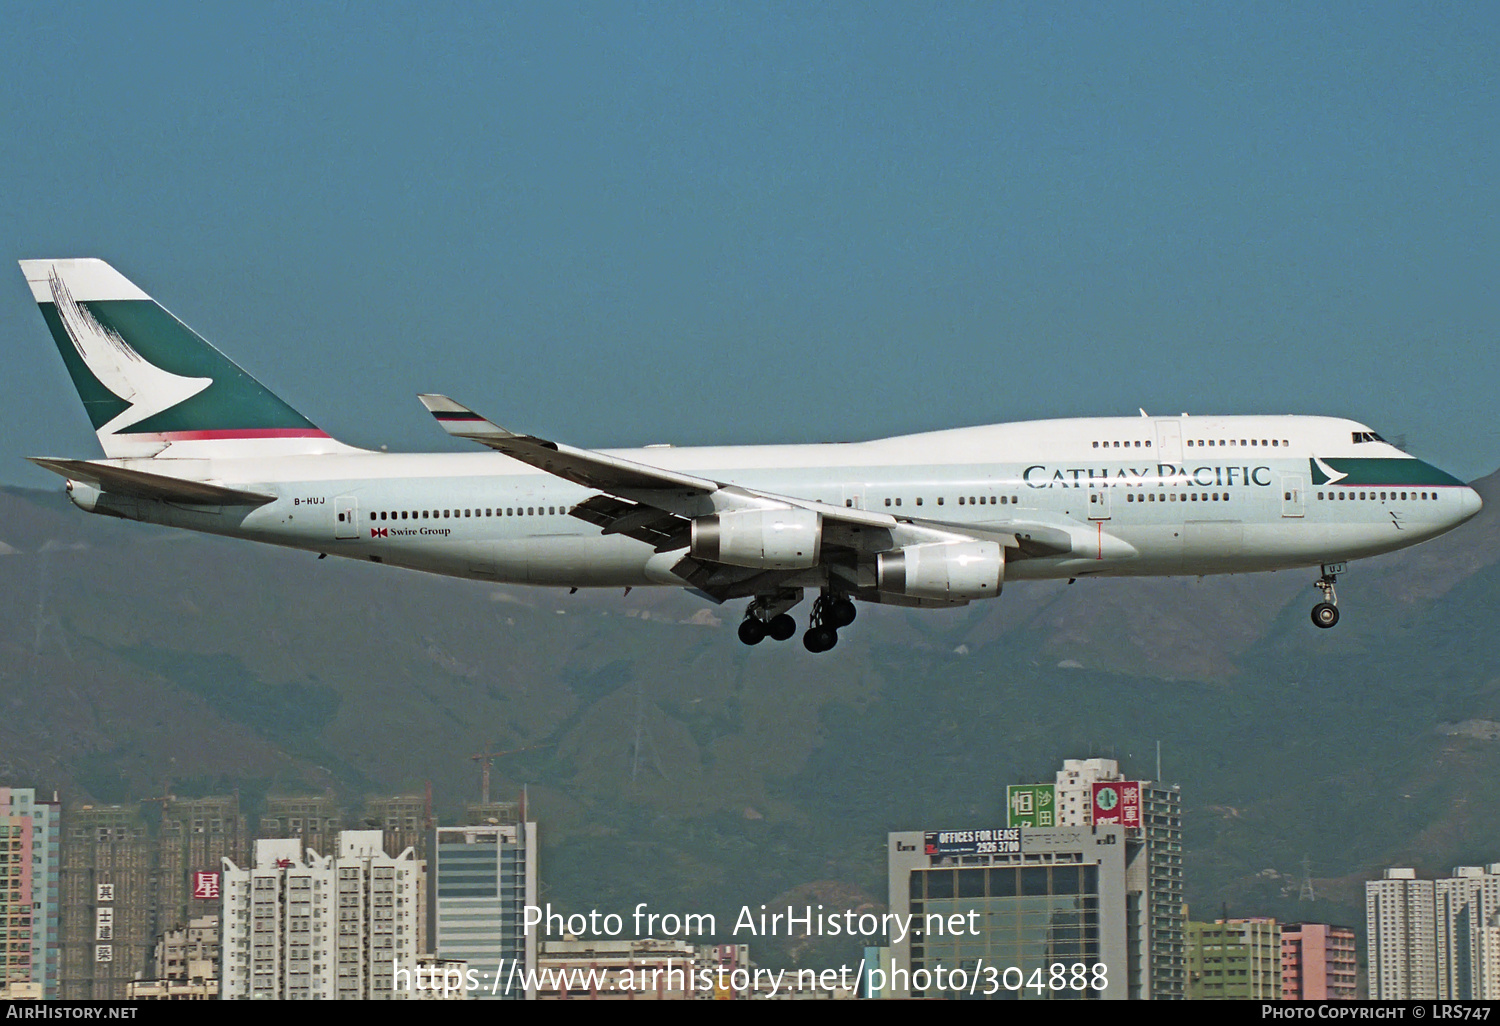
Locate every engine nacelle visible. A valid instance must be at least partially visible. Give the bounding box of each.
[691,508,822,569]
[65,479,103,512]
[877,541,1004,600]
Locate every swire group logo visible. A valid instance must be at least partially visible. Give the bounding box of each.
[371,527,388,538]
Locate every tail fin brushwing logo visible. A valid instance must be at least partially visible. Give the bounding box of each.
[48,267,212,435]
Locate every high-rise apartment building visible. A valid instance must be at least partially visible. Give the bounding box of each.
[258,796,342,855]
[1187,918,1281,999]
[1280,922,1357,1000]
[1368,865,1500,1000]
[363,795,429,862]
[1436,865,1500,999]
[0,788,60,998]
[127,914,220,999]
[221,830,423,999]
[59,804,155,999]
[1366,868,1437,999]
[156,796,250,937]
[1014,759,1184,998]
[430,820,538,999]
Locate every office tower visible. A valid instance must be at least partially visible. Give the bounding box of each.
[887,824,1129,999]
[0,788,60,998]
[430,821,538,1000]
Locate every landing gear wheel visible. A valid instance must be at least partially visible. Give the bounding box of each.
[1311,566,1341,630]
[738,617,767,645]
[829,598,856,628]
[803,626,838,653]
[768,614,796,641]
[1311,602,1339,629]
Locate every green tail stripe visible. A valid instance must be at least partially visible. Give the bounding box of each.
[1309,457,1464,488]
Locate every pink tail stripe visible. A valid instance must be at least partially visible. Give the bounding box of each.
[141,428,332,441]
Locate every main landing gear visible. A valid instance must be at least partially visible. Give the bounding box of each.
[1311,565,1341,629]
[737,589,856,653]
[737,611,796,645]
[738,589,801,646]
[802,591,855,653]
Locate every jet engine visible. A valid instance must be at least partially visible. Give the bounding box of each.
[877,541,1004,600]
[690,508,822,569]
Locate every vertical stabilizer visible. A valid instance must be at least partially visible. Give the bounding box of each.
[20,259,357,458]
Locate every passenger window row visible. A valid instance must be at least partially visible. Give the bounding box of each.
[369,506,566,521]
[1093,440,1151,449]
[1316,491,1436,501]
[1185,438,1288,448]
[881,495,1021,508]
[1125,492,1228,503]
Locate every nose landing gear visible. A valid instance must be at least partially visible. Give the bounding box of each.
[1311,565,1341,629]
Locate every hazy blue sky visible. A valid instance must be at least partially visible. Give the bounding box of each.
[3,3,1496,482]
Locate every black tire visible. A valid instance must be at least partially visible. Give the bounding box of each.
[768,614,796,641]
[803,626,838,652]
[830,598,856,628]
[1311,602,1339,629]
[738,618,767,645]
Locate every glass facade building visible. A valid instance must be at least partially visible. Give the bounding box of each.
[889,826,1128,999]
[429,822,536,999]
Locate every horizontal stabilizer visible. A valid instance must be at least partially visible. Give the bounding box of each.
[27,458,276,505]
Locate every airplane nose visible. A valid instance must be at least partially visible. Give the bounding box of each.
[1461,487,1483,522]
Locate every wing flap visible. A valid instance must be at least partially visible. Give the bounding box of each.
[568,495,690,550]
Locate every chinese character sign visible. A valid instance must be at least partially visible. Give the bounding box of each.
[1006,784,1057,828]
[1090,781,1142,829]
[193,871,221,900]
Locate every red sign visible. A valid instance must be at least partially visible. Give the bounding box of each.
[1091,781,1142,829]
[192,871,220,900]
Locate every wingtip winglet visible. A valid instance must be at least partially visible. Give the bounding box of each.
[417,394,514,437]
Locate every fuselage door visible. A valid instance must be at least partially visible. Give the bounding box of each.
[1155,419,1183,464]
[334,495,359,539]
[1088,483,1112,520]
[1281,475,1305,518]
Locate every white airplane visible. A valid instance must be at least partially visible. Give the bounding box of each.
[20,259,1483,652]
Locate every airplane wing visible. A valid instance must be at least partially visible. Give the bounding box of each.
[28,457,276,505]
[418,394,719,495]
[419,395,1077,599]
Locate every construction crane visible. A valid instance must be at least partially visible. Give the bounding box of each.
[470,745,550,804]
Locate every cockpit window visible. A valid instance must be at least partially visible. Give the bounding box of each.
[1352,431,1386,444]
